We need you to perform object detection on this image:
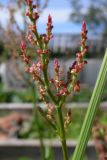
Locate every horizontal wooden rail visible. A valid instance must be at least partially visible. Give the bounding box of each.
[0,139,94,147]
[0,102,107,110]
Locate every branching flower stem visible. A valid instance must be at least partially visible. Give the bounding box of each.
[30,19,57,104]
[20,1,89,160]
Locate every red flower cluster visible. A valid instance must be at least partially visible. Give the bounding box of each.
[25,0,39,22]
[68,21,88,92]
[46,15,53,41]
[20,41,30,64]
[26,32,35,45]
[24,0,53,52]
[25,0,33,6]
[37,49,49,54]
[20,0,88,104]
[54,58,60,72]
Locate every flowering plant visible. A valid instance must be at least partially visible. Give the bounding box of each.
[20,0,88,160]
[20,0,107,160]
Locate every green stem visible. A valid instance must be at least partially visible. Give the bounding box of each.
[72,49,107,160]
[59,74,77,107]
[57,106,69,160]
[41,53,57,105]
[37,107,57,130]
[43,70,57,104]
[33,26,57,104]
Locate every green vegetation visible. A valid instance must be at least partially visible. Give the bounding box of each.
[1,84,107,103]
[0,83,39,102]
[19,108,107,140]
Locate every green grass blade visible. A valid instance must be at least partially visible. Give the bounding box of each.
[72,49,107,160]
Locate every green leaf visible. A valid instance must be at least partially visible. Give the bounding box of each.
[72,49,107,160]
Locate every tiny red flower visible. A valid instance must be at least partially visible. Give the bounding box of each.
[20,41,26,51]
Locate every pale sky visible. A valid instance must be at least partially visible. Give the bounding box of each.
[0,0,84,33]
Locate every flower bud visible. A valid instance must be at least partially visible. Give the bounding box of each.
[20,41,26,51]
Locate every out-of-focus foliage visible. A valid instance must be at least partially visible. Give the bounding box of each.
[1,84,107,103]
[19,158,32,160]
[18,108,107,140]
[69,0,107,38]
[0,83,39,102]
[0,41,5,62]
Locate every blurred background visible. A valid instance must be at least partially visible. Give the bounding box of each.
[0,0,107,160]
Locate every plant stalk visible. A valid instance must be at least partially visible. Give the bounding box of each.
[72,49,107,160]
[57,106,69,160]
